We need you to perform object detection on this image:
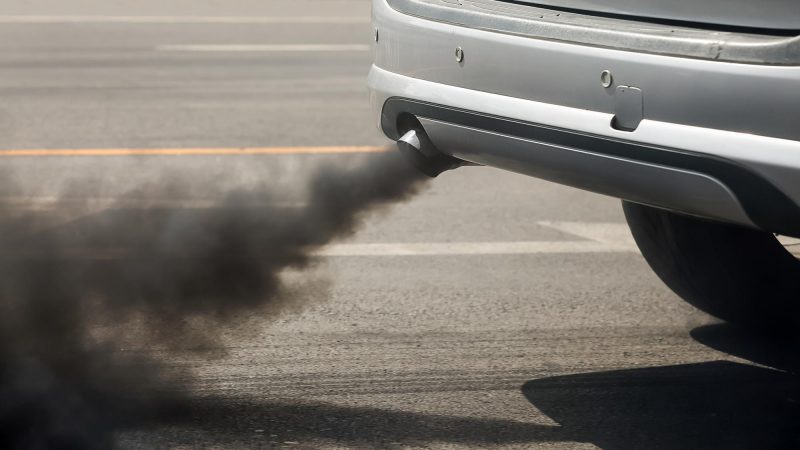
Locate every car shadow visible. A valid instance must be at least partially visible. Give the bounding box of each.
[135,326,800,449]
[690,323,800,375]
[522,324,800,450]
[132,397,571,448]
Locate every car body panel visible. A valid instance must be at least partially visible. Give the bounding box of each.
[375,0,800,140]
[509,0,800,31]
[370,0,800,235]
[386,0,800,65]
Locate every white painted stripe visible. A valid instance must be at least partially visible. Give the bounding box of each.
[4,222,641,258]
[156,44,371,53]
[777,235,800,257]
[313,225,800,257]
[317,240,638,256]
[0,196,304,210]
[7,241,638,259]
[319,224,638,256]
[537,221,638,250]
[0,16,368,24]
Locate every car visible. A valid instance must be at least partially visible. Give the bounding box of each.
[368,0,800,331]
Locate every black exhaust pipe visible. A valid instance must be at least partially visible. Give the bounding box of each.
[396,129,470,178]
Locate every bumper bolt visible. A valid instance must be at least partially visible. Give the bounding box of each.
[600,70,613,88]
[455,47,464,63]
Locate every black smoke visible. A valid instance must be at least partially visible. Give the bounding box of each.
[0,151,428,448]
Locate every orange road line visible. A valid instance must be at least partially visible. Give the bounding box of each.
[0,146,389,156]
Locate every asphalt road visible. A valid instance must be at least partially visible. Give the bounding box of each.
[0,1,798,449]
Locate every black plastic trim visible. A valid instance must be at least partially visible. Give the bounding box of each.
[382,97,800,236]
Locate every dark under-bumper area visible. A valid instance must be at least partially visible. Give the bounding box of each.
[382,98,800,237]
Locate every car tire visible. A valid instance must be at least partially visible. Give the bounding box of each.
[622,201,800,332]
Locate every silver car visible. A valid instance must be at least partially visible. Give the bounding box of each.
[369,0,800,331]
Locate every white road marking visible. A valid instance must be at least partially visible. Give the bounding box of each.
[0,196,304,210]
[777,235,800,245]
[318,223,637,256]
[0,16,368,24]
[8,216,796,257]
[777,235,800,257]
[3,218,639,257]
[156,44,371,53]
[7,239,639,259]
[317,240,638,256]
[537,221,638,251]
[1,196,304,234]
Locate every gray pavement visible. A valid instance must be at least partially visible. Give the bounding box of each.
[0,1,797,449]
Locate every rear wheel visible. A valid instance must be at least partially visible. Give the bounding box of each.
[622,201,800,332]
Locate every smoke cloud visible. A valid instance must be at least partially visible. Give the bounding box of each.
[0,150,428,448]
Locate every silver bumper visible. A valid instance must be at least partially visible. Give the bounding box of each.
[369,0,800,235]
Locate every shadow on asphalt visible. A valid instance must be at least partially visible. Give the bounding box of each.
[133,325,800,449]
[142,397,569,447]
[691,323,800,374]
[522,323,800,450]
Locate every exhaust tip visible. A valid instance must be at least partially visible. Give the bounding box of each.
[396,129,466,178]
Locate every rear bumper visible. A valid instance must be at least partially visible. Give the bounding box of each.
[386,0,800,64]
[369,0,800,236]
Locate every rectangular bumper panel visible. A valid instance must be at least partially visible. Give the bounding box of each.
[369,67,800,235]
[372,0,800,141]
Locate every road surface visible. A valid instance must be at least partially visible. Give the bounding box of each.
[0,1,797,449]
